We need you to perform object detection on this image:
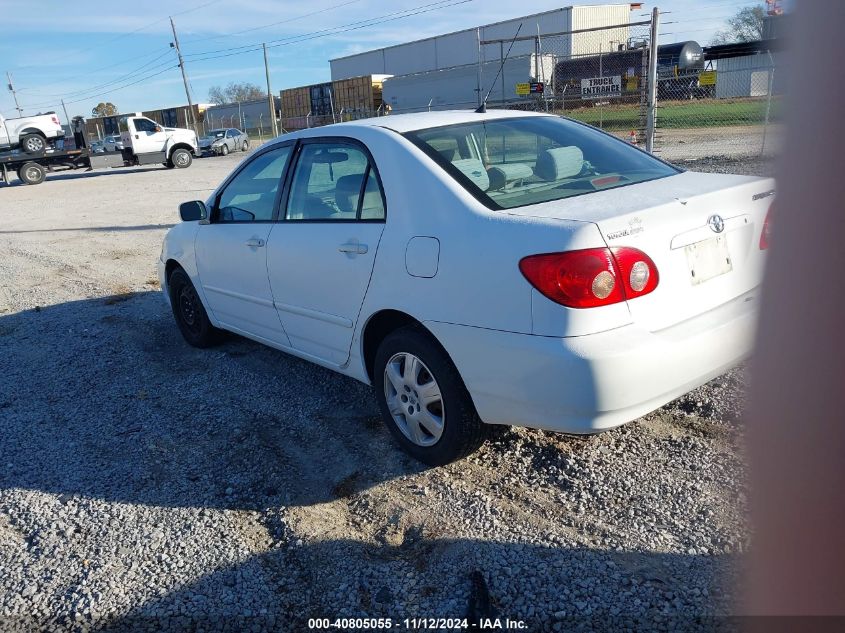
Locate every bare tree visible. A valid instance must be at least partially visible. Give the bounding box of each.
[711,5,766,44]
[207,82,266,105]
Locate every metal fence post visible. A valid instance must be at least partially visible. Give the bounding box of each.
[476,27,483,108]
[645,7,660,153]
[761,50,776,156]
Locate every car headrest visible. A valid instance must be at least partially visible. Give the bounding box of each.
[334,174,364,215]
[451,158,490,191]
[534,146,584,181]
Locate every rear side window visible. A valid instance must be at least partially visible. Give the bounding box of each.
[405,116,678,210]
[285,142,385,221]
[215,146,292,222]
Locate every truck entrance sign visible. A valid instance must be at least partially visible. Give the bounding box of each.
[581,76,622,99]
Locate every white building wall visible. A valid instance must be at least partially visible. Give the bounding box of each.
[570,4,631,56]
[330,6,631,81]
[383,54,555,113]
[715,54,779,99]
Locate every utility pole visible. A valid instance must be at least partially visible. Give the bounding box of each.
[6,72,23,116]
[169,17,198,136]
[263,43,278,138]
[60,99,72,133]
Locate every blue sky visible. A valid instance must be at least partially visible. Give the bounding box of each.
[0,0,762,121]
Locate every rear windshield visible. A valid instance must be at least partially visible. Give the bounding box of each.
[404,116,678,210]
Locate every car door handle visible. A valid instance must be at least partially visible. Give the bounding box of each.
[245,238,266,248]
[338,241,368,254]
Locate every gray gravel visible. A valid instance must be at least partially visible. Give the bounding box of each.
[0,154,770,632]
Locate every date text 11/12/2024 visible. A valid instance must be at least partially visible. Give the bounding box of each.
[308,617,528,630]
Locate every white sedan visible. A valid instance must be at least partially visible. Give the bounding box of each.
[158,110,773,465]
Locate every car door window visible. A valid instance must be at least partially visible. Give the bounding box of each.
[286,143,385,221]
[215,146,291,223]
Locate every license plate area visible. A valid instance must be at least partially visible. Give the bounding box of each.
[685,235,732,285]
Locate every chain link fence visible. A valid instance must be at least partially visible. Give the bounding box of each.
[266,10,785,163]
[482,20,656,148]
[653,48,782,161]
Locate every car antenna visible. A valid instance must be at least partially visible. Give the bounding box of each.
[476,23,523,114]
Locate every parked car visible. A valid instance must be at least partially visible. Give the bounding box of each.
[0,111,65,154]
[91,134,124,153]
[199,128,249,156]
[159,110,773,465]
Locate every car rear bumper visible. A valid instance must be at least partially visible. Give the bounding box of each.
[424,288,759,433]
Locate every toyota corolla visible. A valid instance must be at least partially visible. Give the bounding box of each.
[158,110,773,465]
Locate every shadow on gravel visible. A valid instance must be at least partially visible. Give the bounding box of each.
[0,292,427,511]
[0,224,175,234]
[89,539,733,632]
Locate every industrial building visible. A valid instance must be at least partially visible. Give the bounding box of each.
[329,4,635,113]
[329,5,633,80]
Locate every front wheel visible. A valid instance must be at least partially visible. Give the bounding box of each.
[374,327,487,465]
[170,148,192,169]
[220,144,229,156]
[20,134,46,154]
[168,268,222,348]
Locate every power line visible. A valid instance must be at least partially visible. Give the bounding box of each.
[181,0,367,45]
[185,0,475,63]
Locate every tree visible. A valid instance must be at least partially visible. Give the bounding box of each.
[91,102,118,117]
[208,82,266,105]
[711,5,766,44]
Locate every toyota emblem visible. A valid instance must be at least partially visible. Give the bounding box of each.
[707,214,725,233]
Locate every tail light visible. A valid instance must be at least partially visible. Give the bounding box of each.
[51,115,60,125]
[519,247,659,309]
[759,201,773,250]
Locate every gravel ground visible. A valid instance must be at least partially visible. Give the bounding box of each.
[0,152,771,632]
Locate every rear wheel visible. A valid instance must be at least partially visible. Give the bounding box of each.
[18,162,46,185]
[374,326,487,465]
[168,268,222,348]
[170,148,192,169]
[20,134,46,154]
[241,140,249,151]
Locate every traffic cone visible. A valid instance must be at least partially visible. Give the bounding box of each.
[629,130,637,145]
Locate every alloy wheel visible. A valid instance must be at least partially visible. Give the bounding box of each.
[383,352,445,446]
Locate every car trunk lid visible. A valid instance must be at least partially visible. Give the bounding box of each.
[504,171,775,331]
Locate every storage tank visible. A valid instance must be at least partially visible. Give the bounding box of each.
[657,41,704,71]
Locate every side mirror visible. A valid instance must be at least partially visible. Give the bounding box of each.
[179,200,207,222]
[155,126,163,133]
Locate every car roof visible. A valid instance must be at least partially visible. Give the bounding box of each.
[331,109,554,134]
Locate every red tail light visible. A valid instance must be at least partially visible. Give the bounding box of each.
[519,247,659,309]
[51,115,60,125]
[759,201,773,250]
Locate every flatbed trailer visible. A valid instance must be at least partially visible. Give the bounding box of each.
[0,146,94,186]
[0,145,157,187]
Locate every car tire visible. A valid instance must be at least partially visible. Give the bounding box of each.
[20,134,46,154]
[241,140,249,151]
[221,144,229,156]
[18,162,46,185]
[168,268,222,348]
[374,326,487,465]
[170,148,192,169]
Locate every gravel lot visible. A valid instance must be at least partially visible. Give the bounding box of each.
[0,151,771,631]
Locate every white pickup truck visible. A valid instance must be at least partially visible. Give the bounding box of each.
[119,114,199,169]
[0,111,65,154]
